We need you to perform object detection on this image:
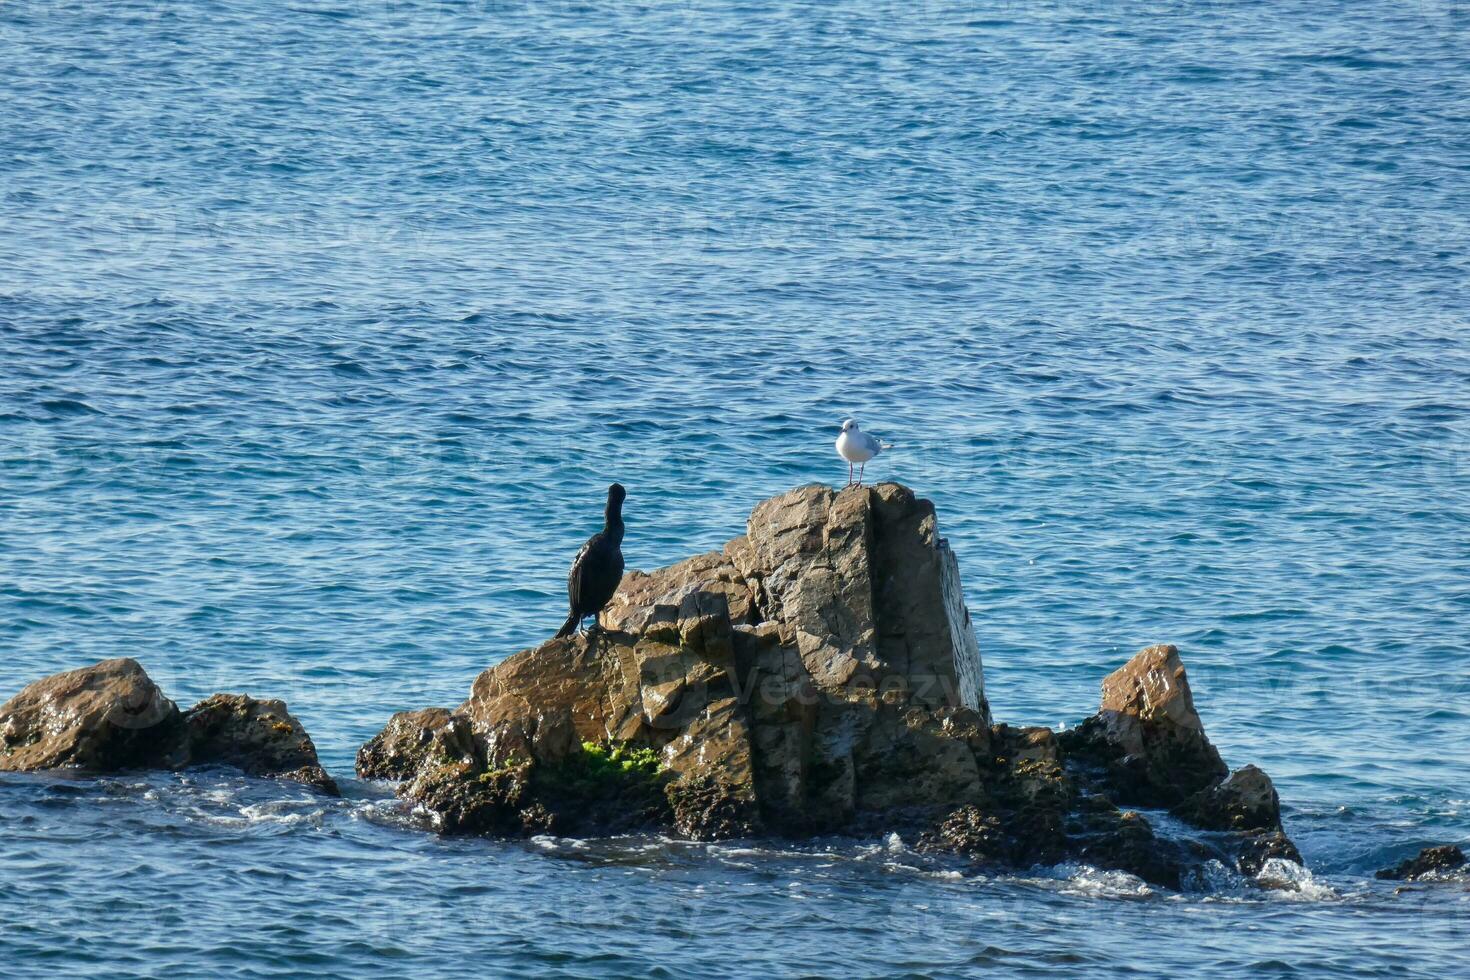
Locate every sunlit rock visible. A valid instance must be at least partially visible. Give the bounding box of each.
[0,658,337,794]
[0,658,182,772]
[359,482,1296,889]
[1058,643,1228,807]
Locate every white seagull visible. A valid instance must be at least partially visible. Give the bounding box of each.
[835,418,891,487]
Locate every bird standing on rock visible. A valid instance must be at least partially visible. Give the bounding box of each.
[836,419,891,487]
[555,483,626,638]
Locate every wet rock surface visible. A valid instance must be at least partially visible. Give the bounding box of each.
[0,658,184,771]
[1376,845,1467,882]
[184,694,339,795]
[355,707,462,782]
[1172,764,1282,832]
[1237,830,1305,877]
[0,658,336,794]
[361,483,1300,889]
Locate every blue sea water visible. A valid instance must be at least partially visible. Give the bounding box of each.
[2,0,1468,975]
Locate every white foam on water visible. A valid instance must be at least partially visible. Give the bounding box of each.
[1181,858,1247,894]
[1050,863,1154,899]
[1255,858,1338,901]
[236,801,326,826]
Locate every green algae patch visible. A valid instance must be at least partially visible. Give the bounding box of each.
[527,741,673,833]
[579,741,661,777]
[539,740,665,797]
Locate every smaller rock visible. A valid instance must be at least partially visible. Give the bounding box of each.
[920,805,1012,863]
[1375,845,1467,882]
[1238,830,1304,877]
[1072,806,1185,891]
[184,694,339,795]
[0,660,339,795]
[1173,765,1283,832]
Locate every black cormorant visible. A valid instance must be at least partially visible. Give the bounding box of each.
[555,483,626,637]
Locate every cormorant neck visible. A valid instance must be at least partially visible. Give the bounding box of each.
[604,498,624,540]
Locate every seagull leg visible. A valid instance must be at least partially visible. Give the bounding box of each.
[846,461,853,487]
[858,461,866,486]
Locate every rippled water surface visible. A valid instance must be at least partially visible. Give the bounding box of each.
[2,1,1468,976]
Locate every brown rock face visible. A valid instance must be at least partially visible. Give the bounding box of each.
[184,694,339,795]
[1059,644,1227,808]
[455,629,761,839]
[0,659,336,794]
[365,482,993,839]
[0,659,184,771]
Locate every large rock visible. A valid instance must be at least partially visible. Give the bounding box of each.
[360,483,1295,889]
[0,659,337,794]
[1058,644,1227,807]
[722,483,988,715]
[0,658,184,771]
[365,483,994,839]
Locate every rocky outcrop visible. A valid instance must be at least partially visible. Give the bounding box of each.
[0,482,1344,889]
[1057,645,1298,875]
[1057,644,1227,808]
[360,483,992,839]
[0,659,337,795]
[1376,845,1467,882]
[359,482,1299,889]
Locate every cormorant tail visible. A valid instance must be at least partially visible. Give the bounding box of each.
[555,612,579,638]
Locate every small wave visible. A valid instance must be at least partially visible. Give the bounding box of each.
[1051,863,1154,899]
[1255,858,1337,900]
[1183,859,1247,894]
[40,398,102,416]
